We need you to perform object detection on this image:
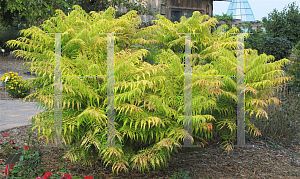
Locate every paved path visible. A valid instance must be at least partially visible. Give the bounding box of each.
[0,73,46,131]
[0,100,46,131]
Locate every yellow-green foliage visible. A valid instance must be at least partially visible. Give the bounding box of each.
[6,5,291,175]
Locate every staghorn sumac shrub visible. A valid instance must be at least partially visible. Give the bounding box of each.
[5,5,291,176]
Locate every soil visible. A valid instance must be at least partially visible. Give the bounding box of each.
[1,54,300,179]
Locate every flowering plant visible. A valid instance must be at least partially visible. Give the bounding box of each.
[61,173,72,179]
[6,78,32,98]
[5,163,15,176]
[0,72,22,84]
[1,71,32,98]
[10,145,46,178]
[0,132,19,159]
[35,171,52,179]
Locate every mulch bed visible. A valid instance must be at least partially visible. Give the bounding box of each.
[1,125,300,179]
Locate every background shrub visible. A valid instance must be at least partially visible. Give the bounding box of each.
[286,43,300,93]
[6,78,31,98]
[261,37,295,62]
[250,85,300,143]
[0,27,21,51]
[295,41,300,50]
[244,28,268,56]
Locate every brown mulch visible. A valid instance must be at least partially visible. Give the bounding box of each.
[1,124,300,179]
[1,54,300,178]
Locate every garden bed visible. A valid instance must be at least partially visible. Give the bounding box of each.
[1,124,300,178]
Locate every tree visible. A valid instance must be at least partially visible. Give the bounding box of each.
[0,0,70,29]
[0,0,156,29]
[74,0,155,16]
[262,1,300,45]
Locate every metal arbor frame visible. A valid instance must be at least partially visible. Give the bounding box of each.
[51,32,250,149]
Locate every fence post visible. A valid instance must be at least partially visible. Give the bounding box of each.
[175,33,203,148]
[236,33,245,147]
[50,33,69,148]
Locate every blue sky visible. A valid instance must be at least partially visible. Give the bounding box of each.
[213,0,300,21]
